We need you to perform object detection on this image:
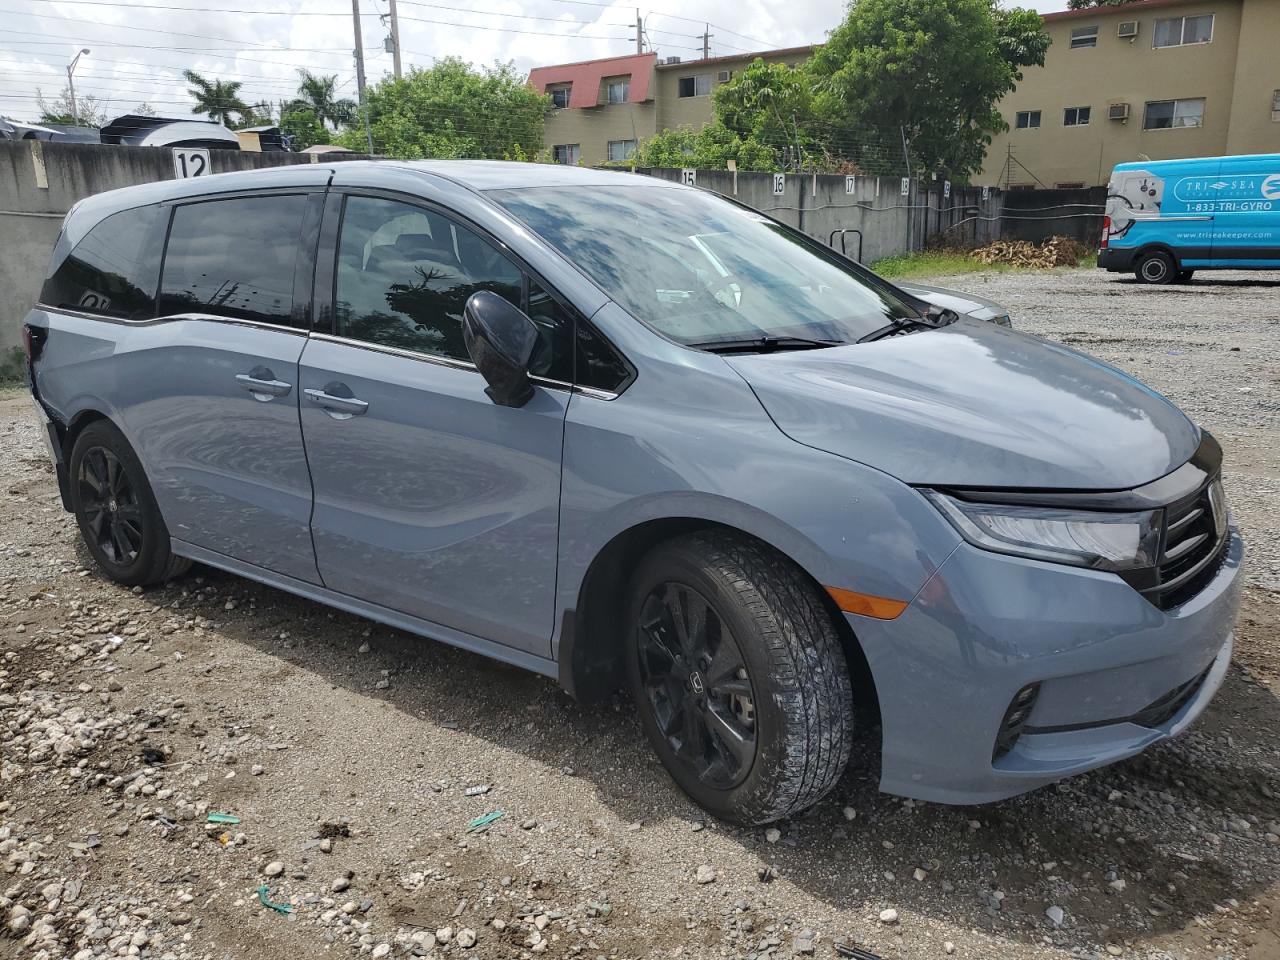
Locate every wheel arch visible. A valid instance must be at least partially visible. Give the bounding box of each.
[1134,243,1183,270]
[556,517,880,730]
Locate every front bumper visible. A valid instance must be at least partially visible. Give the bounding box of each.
[853,527,1243,805]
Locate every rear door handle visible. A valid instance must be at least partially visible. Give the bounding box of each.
[236,370,292,400]
[304,387,369,418]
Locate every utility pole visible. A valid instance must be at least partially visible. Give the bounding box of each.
[351,0,367,102]
[636,9,643,54]
[700,25,712,59]
[388,0,402,79]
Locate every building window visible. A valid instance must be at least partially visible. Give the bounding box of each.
[603,77,630,104]
[552,144,580,165]
[1063,106,1091,126]
[1070,26,1098,48]
[1272,89,1280,122]
[677,75,712,98]
[1153,14,1213,48]
[1015,110,1041,129]
[1143,98,1204,129]
[607,139,637,161]
[549,85,571,109]
[1055,182,1085,189]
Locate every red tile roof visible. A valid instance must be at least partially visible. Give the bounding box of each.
[1043,0,1202,21]
[528,53,656,109]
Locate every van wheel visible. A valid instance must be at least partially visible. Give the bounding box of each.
[1135,251,1176,284]
[1175,270,1195,284]
[69,421,191,587]
[626,531,854,825]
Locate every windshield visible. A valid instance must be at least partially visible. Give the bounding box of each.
[490,185,919,348]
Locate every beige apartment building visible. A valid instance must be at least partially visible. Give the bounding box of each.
[528,46,813,167]
[984,0,1280,187]
[530,0,1279,186]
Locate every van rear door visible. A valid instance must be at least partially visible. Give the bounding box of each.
[1210,154,1280,268]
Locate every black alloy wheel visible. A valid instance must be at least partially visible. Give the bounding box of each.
[636,582,757,790]
[77,445,144,565]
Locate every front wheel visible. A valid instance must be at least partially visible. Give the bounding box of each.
[1135,250,1177,284]
[69,420,191,587]
[626,532,855,825]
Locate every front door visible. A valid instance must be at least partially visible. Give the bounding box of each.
[298,194,573,656]
[121,191,323,583]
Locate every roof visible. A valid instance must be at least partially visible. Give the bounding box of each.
[1043,0,1203,22]
[654,44,817,70]
[389,159,681,191]
[528,52,656,109]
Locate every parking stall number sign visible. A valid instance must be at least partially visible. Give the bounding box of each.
[173,147,211,179]
[680,168,697,187]
[845,176,856,195]
[772,173,785,195]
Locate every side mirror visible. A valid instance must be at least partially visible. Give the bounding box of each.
[462,290,539,408]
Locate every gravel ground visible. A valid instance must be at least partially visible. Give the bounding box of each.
[2,266,1279,960]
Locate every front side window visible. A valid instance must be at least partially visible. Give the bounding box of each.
[552,143,580,165]
[1015,110,1041,129]
[42,204,162,320]
[334,196,522,364]
[677,75,712,98]
[607,139,637,161]
[1154,14,1213,47]
[549,85,571,108]
[1063,106,1091,126]
[605,77,630,104]
[1070,25,1098,48]
[492,185,919,349]
[1143,97,1204,129]
[159,194,306,325]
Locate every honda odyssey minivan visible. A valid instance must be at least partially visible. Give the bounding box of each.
[25,161,1242,825]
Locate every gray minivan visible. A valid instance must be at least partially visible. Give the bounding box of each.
[25,161,1241,825]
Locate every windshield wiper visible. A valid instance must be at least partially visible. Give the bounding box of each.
[857,306,960,344]
[693,335,845,354]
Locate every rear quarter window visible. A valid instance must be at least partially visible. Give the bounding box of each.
[40,204,164,320]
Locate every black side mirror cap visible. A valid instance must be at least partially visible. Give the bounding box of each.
[462,290,539,408]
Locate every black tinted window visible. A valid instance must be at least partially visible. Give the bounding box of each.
[526,281,573,382]
[576,322,632,392]
[159,195,306,324]
[42,204,162,320]
[334,196,522,362]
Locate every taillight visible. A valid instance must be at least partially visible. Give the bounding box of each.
[22,324,46,362]
[1100,215,1111,250]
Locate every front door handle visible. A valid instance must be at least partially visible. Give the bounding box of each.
[236,369,292,401]
[305,387,369,419]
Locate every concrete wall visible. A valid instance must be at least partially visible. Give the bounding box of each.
[0,140,350,377]
[636,168,1005,263]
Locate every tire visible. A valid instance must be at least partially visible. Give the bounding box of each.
[1175,270,1195,284]
[68,420,191,587]
[1135,250,1177,284]
[625,531,854,825]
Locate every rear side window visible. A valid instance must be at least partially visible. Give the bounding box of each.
[41,204,163,320]
[159,194,307,325]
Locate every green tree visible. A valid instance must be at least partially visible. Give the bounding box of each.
[712,59,817,168]
[336,58,547,160]
[183,69,253,126]
[36,86,106,126]
[287,70,356,130]
[1066,0,1141,8]
[806,0,1048,179]
[280,107,330,151]
[620,122,776,171]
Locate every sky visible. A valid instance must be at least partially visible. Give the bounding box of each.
[0,0,1065,125]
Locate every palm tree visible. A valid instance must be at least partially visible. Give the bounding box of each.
[183,69,252,126]
[287,70,356,130]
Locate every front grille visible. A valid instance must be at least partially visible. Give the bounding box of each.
[1123,476,1228,610]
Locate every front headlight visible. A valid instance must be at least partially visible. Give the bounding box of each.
[924,491,1160,571]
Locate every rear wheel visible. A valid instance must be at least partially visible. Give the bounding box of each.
[69,421,190,587]
[1135,250,1176,284]
[626,531,854,825]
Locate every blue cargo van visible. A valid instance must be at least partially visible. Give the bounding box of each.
[1099,153,1280,283]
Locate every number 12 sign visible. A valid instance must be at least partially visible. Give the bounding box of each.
[173,147,211,179]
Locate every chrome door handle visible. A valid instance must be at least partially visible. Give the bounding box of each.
[236,372,292,400]
[304,388,369,417]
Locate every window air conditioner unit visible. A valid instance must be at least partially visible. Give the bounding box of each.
[663,56,682,65]
[717,70,732,83]
[1117,20,1138,38]
[1108,102,1131,121]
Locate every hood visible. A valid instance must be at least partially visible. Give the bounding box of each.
[727,321,1199,489]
